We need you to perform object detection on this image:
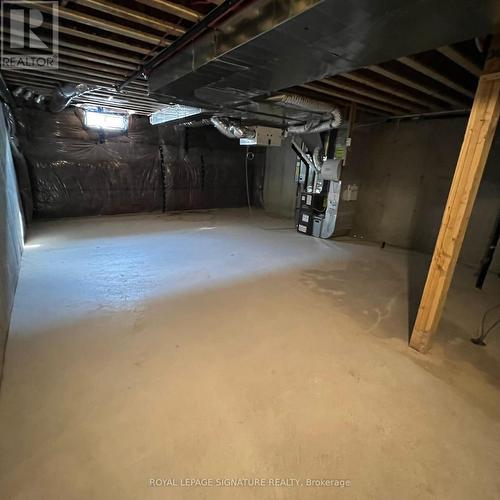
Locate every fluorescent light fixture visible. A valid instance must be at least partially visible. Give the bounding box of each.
[84,109,128,130]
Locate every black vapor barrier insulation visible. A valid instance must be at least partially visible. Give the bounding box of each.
[0,76,33,223]
[159,125,265,212]
[18,108,162,218]
[18,108,263,218]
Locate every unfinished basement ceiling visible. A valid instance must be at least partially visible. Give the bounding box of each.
[1,0,222,115]
[286,39,485,117]
[0,0,497,118]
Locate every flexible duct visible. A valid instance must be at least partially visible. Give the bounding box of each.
[312,146,324,170]
[34,95,46,107]
[210,117,235,138]
[269,93,338,114]
[50,83,98,112]
[287,109,342,135]
[270,93,342,135]
[210,117,255,139]
[11,88,46,109]
[180,118,211,128]
[23,89,35,101]
[12,87,25,99]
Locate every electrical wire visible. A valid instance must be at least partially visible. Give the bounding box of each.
[471,302,500,346]
[242,147,295,231]
[244,146,252,215]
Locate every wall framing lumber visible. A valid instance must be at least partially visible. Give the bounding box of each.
[409,36,500,353]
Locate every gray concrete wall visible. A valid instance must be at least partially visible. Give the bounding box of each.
[263,137,297,218]
[349,117,500,271]
[262,117,499,272]
[0,105,24,375]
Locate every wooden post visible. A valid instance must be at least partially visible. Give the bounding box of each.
[409,36,500,353]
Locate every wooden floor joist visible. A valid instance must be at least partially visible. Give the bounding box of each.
[409,35,500,353]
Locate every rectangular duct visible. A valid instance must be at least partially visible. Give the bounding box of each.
[149,0,500,110]
[150,104,205,125]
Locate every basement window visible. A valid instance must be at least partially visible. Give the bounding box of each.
[84,109,129,131]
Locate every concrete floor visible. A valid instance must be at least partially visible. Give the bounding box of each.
[1,208,500,500]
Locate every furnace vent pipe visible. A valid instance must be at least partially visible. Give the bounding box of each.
[210,117,255,140]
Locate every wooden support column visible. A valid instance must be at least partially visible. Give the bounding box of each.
[410,35,500,353]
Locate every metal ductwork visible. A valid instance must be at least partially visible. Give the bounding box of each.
[34,95,46,107]
[148,0,499,116]
[11,86,46,109]
[50,83,98,113]
[269,93,342,135]
[148,0,323,106]
[210,117,256,140]
[287,109,342,135]
[150,104,205,125]
[22,90,35,101]
[178,119,211,128]
[12,87,25,99]
[312,146,324,170]
[268,94,338,114]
